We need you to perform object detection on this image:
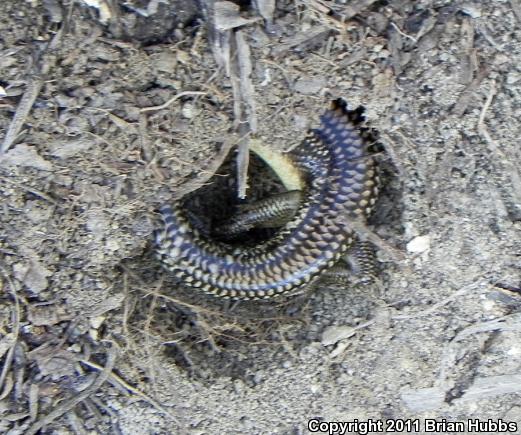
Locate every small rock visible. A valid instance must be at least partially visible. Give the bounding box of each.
[181,102,196,119]
[233,379,246,394]
[321,325,356,346]
[28,304,70,326]
[89,315,106,329]
[13,259,52,294]
[176,50,190,64]
[330,341,350,358]
[86,209,109,238]
[460,3,481,18]
[36,350,78,379]
[48,138,95,159]
[214,1,258,31]
[294,77,326,95]
[406,235,431,254]
[281,360,292,369]
[0,144,53,171]
[310,383,320,394]
[105,238,120,252]
[293,114,310,131]
[154,52,177,73]
[506,72,521,85]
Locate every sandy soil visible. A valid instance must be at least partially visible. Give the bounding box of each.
[1,0,521,434]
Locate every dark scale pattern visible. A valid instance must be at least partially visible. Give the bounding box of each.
[213,190,304,237]
[155,99,379,300]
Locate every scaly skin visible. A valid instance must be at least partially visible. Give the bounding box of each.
[155,99,379,300]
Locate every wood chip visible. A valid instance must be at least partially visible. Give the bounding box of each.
[337,0,380,20]
[271,26,332,57]
[0,79,43,155]
[254,0,275,23]
[402,374,521,411]
[236,30,257,134]
[81,0,112,24]
[511,0,521,23]
[28,304,71,326]
[0,334,16,361]
[25,343,118,435]
[0,144,53,171]
[451,66,489,116]
[214,1,259,31]
[321,325,356,346]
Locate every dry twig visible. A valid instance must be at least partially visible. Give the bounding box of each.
[511,0,521,23]
[1,27,62,154]
[79,359,180,425]
[139,91,207,113]
[0,268,21,399]
[392,279,486,321]
[0,78,43,154]
[478,81,521,207]
[451,67,489,116]
[173,138,236,199]
[25,342,118,435]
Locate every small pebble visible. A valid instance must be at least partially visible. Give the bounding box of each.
[406,235,431,254]
[182,102,196,119]
[321,325,355,346]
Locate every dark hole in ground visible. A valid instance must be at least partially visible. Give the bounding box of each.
[182,150,291,245]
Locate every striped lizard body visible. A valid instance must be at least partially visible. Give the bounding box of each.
[155,99,379,300]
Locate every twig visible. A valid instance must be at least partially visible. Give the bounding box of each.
[390,22,418,44]
[173,138,235,200]
[0,77,43,154]
[476,22,504,51]
[478,80,521,206]
[392,280,484,320]
[236,126,250,199]
[0,27,62,154]
[0,174,59,205]
[87,107,138,134]
[139,91,207,113]
[329,0,380,21]
[437,312,521,389]
[25,342,118,435]
[236,30,257,134]
[378,130,410,178]
[337,215,405,262]
[271,25,331,57]
[402,373,521,411]
[66,412,88,435]
[477,80,496,129]
[451,66,489,116]
[233,29,258,198]
[511,0,521,23]
[79,359,180,424]
[0,268,21,397]
[450,312,521,341]
[255,0,275,24]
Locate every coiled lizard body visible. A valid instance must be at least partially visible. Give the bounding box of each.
[155,99,379,300]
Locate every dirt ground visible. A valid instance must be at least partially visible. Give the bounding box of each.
[1,0,521,434]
